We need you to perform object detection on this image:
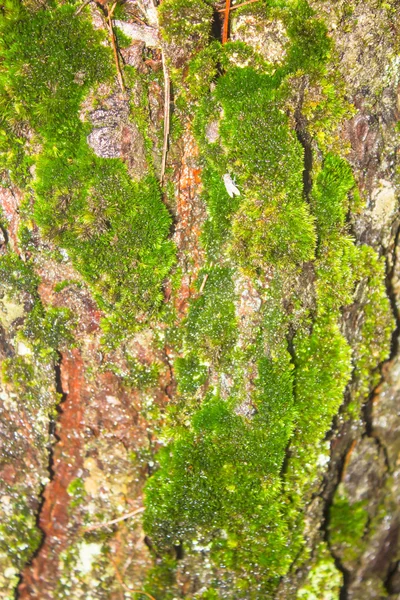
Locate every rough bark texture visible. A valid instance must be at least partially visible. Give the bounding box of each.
[0,0,399,599]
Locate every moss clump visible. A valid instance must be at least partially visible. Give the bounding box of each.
[174,353,208,395]
[285,0,332,76]
[198,67,316,271]
[350,246,394,406]
[158,0,213,50]
[0,501,42,571]
[67,478,87,510]
[287,154,356,496]
[329,490,369,563]
[145,280,298,594]
[144,2,376,594]
[0,2,176,338]
[185,266,238,362]
[296,542,342,600]
[0,252,39,297]
[0,1,110,184]
[144,383,295,591]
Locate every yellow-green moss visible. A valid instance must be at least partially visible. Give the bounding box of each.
[0,1,176,342]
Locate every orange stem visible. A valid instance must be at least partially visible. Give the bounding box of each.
[222,0,230,44]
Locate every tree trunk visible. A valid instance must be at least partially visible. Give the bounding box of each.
[0,0,399,598]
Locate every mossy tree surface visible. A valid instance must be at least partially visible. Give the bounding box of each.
[0,0,399,598]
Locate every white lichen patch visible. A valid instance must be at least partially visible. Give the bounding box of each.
[231,15,289,64]
[77,542,103,575]
[0,296,25,330]
[370,179,397,226]
[16,341,32,356]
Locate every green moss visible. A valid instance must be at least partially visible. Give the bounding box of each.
[0,252,39,296]
[288,317,352,494]
[143,1,375,593]
[0,501,42,571]
[0,2,176,338]
[0,2,110,184]
[312,154,354,235]
[349,245,394,410]
[145,276,298,594]
[67,478,87,510]
[195,67,316,269]
[114,26,133,49]
[120,356,160,390]
[285,1,332,76]
[54,280,83,293]
[174,353,208,394]
[22,304,75,358]
[329,490,369,563]
[158,0,213,49]
[297,542,342,600]
[185,266,238,362]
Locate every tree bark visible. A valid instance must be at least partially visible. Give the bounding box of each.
[0,0,399,599]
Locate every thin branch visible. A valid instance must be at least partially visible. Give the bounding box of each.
[222,0,231,44]
[109,556,127,600]
[160,49,170,185]
[199,263,214,294]
[218,0,260,12]
[74,0,92,16]
[83,506,145,531]
[107,2,126,93]
[130,591,157,600]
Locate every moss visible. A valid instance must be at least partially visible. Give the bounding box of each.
[312,154,354,236]
[114,26,133,49]
[54,280,83,293]
[144,556,178,600]
[349,245,394,409]
[329,490,369,563]
[143,1,375,593]
[0,252,39,297]
[144,390,295,589]
[285,1,332,76]
[0,500,42,571]
[21,304,75,359]
[185,266,238,362]
[174,353,208,395]
[117,356,160,390]
[0,2,110,185]
[67,478,87,510]
[297,542,342,600]
[144,277,299,593]
[158,0,213,49]
[0,1,176,339]
[195,66,316,269]
[288,317,352,493]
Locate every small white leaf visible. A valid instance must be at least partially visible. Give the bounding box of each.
[223,173,241,198]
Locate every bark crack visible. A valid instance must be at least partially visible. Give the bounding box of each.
[15,352,66,600]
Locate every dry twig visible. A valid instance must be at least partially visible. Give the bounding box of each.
[107,2,126,93]
[199,262,214,294]
[74,0,92,16]
[160,49,170,185]
[83,506,145,531]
